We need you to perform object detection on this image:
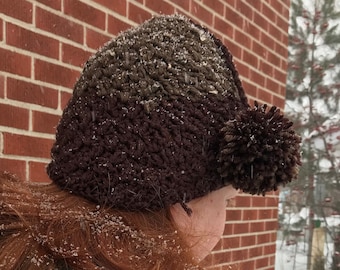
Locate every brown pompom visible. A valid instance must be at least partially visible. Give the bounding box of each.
[217,102,302,195]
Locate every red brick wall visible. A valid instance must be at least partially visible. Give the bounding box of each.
[0,0,290,269]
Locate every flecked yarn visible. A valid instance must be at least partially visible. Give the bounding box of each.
[47,14,301,212]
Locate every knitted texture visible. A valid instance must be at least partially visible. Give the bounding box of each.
[47,15,301,212]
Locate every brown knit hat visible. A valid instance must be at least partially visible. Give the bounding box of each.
[47,14,301,213]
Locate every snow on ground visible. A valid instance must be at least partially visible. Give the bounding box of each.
[275,240,334,270]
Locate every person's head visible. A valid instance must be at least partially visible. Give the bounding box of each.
[48,13,301,215]
[0,14,301,269]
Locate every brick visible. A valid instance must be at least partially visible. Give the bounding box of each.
[0,19,2,41]
[261,32,275,50]
[3,133,53,159]
[0,48,31,77]
[271,231,278,242]
[245,0,262,12]
[255,257,269,268]
[64,0,106,30]
[258,209,271,219]
[0,0,32,23]
[209,29,223,41]
[61,91,72,110]
[259,60,274,77]
[265,220,278,231]
[6,22,59,59]
[267,190,280,196]
[242,81,257,100]
[247,97,255,106]
[247,23,260,41]
[191,1,213,25]
[280,57,288,71]
[225,209,242,221]
[86,27,112,49]
[268,23,281,42]
[250,221,265,232]
[214,16,234,38]
[61,43,92,68]
[239,260,255,270]
[212,238,223,251]
[279,85,286,96]
[249,246,263,258]
[93,0,126,16]
[36,7,84,44]
[0,158,26,180]
[35,59,80,89]
[234,29,251,49]
[242,209,258,220]
[202,0,224,16]
[233,223,249,234]
[280,32,288,46]
[282,5,290,21]
[258,89,273,104]
[267,0,283,15]
[263,243,276,254]
[271,208,278,218]
[223,223,234,234]
[32,110,60,134]
[232,249,247,261]
[0,75,4,98]
[35,0,62,10]
[235,194,251,207]
[225,5,243,27]
[267,76,282,94]
[108,15,132,36]
[249,69,265,87]
[212,250,232,264]
[240,235,256,247]
[222,236,240,249]
[145,0,175,14]
[169,0,190,11]
[7,77,58,109]
[276,14,289,33]
[224,39,241,59]
[281,30,289,45]
[243,50,258,69]
[224,0,236,8]
[29,161,51,183]
[173,9,188,18]
[252,41,265,60]
[128,2,152,24]
[257,233,270,244]
[254,12,268,32]
[272,95,285,110]
[268,255,276,267]
[274,68,287,84]
[267,190,278,196]
[262,3,276,22]
[0,103,29,129]
[235,61,249,80]
[235,1,253,20]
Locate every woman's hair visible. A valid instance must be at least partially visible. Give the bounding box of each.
[0,172,200,270]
